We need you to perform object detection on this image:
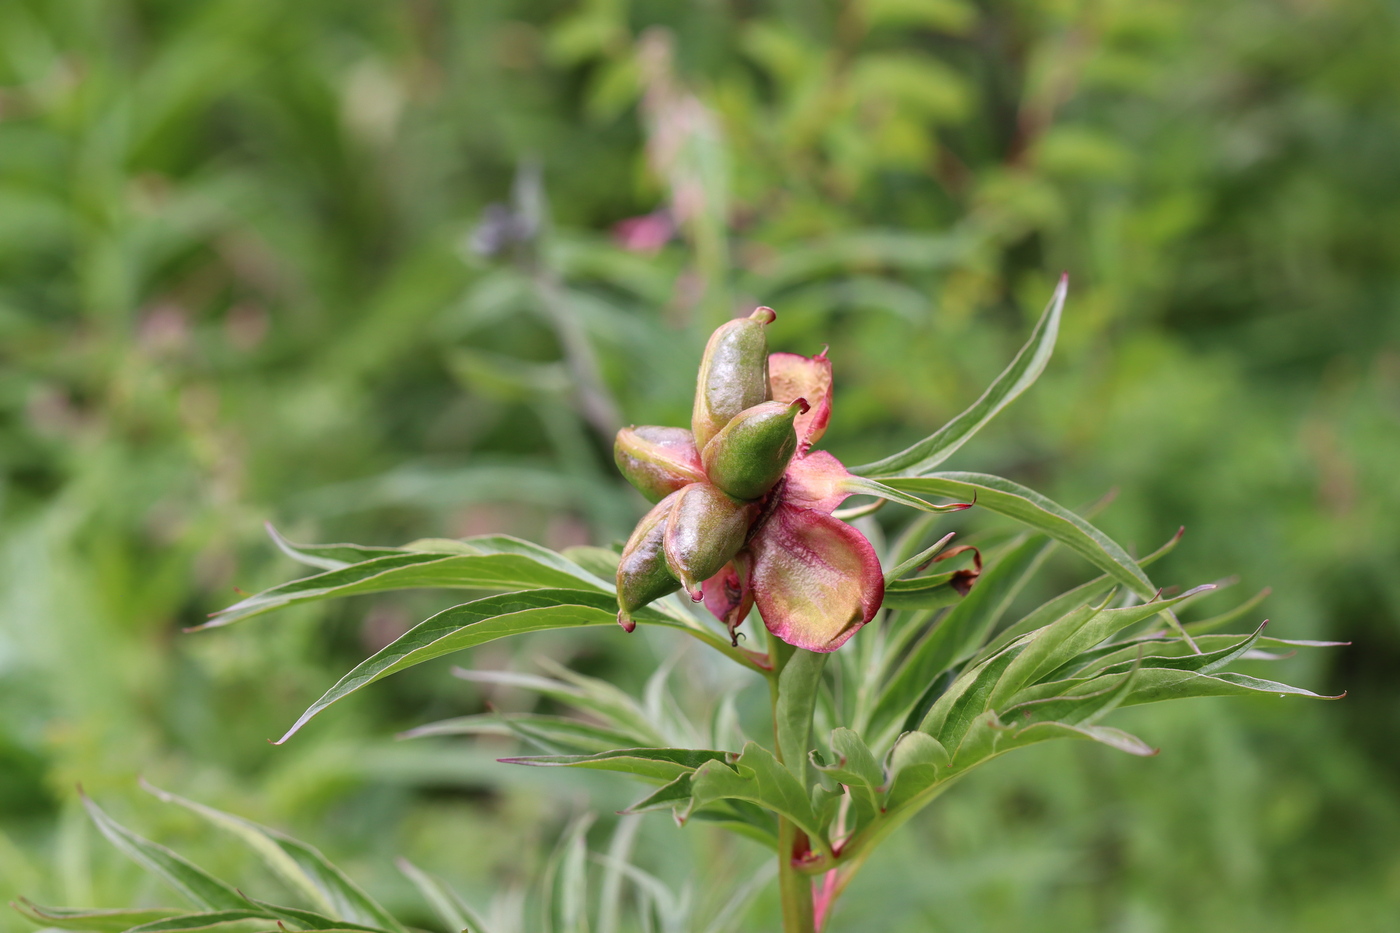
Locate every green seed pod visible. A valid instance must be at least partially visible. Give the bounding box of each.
[614,425,705,503]
[616,491,683,631]
[691,307,776,450]
[662,482,760,599]
[700,399,807,501]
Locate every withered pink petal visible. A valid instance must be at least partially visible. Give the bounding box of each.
[782,450,853,514]
[768,351,832,450]
[749,505,884,653]
[701,553,755,645]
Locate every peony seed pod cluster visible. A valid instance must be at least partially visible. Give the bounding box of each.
[613,307,883,652]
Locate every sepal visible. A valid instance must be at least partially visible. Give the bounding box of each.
[749,505,884,652]
[701,554,755,644]
[782,450,853,513]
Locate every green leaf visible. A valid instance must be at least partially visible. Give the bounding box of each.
[623,774,696,814]
[883,731,950,811]
[140,783,402,933]
[266,524,412,571]
[881,575,966,611]
[881,473,1156,598]
[10,902,185,933]
[202,544,608,630]
[690,743,829,855]
[560,545,621,580]
[1008,722,1158,757]
[812,728,883,814]
[882,532,957,583]
[851,275,1065,477]
[396,859,492,933]
[1183,587,1272,635]
[974,527,1185,664]
[276,590,680,743]
[922,644,1026,753]
[838,476,975,514]
[400,712,646,755]
[500,747,732,782]
[452,664,664,747]
[871,534,1051,738]
[1120,669,1343,705]
[81,796,247,912]
[1071,622,1268,682]
[239,900,385,933]
[774,648,828,782]
[986,586,1218,710]
[123,911,273,933]
[542,816,593,933]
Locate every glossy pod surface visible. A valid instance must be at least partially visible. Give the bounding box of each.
[690,307,775,449]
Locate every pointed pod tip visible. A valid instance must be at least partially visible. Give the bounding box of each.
[750,306,776,324]
[616,610,637,633]
[791,397,811,415]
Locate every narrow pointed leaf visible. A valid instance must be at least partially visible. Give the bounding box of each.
[838,476,974,515]
[122,910,273,933]
[882,473,1156,598]
[10,902,185,933]
[266,524,411,571]
[453,664,663,747]
[500,748,731,782]
[140,784,402,933]
[396,859,491,933]
[203,546,608,630]
[277,590,682,743]
[851,275,1065,477]
[81,797,246,911]
[1009,722,1157,757]
[872,535,1051,737]
[923,645,1026,753]
[1073,622,1269,682]
[974,527,1185,664]
[986,586,1217,710]
[401,712,645,755]
[1122,669,1342,705]
[240,900,385,933]
[1184,587,1272,635]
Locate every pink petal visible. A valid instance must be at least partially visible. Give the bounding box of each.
[768,351,832,450]
[701,553,755,645]
[782,450,853,514]
[612,211,675,254]
[749,505,884,653]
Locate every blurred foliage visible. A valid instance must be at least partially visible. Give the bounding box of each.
[1,0,1397,931]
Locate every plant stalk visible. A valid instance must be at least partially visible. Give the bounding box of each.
[769,639,818,933]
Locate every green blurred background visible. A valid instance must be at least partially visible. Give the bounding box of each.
[2,0,1397,930]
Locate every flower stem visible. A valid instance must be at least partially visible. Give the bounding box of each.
[769,639,819,933]
[778,817,816,933]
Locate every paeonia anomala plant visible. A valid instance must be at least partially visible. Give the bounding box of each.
[16,278,1342,933]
